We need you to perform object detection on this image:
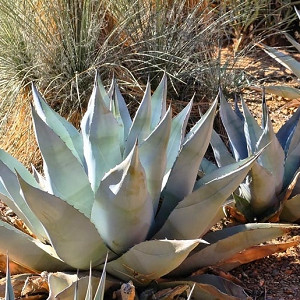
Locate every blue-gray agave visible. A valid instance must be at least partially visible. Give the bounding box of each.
[0,73,295,299]
[209,91,300,222]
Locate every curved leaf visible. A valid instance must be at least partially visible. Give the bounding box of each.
[106,239,200,285]
[92,146,154,254]
[0,160,47,241]
[81,80,122,192]
[124,81,152,157]
[252,85,300,99]
[262,44,300,78]
[210,130,235,167]
[139,108,172,212]
[280,194,300,222]
[165,98,193,174]
[18,175,109,269]
[150,73,167,130]
[158,97,217,220]
[32,84,85,166]
[158,279,242,300]
[155,155,257,240]
[219,91,247,160]
[277,107,300,149]
[171,223,295,276]
[32,106,94,218]
[0,220,68,272]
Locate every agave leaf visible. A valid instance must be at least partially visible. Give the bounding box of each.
[217,240,300,271]
[233,194,254,222]
[245,162,278,216]
[286,119,300,156]
[191,275,248,300]
[158,97,217,219]
[106,239,200,285]
[251,85,300,99]
[165,98,193,174]
[48,272,118,300]
[81,80,122,192]
[276,107,300,149]
[219,91,248,160]
[171,223,295,276]
[124,81,152,157]
[139,108,172,212]
[92,145,154,254]
[280,194,300,222]
[0,220,68,271]
[199,158,218,177]
[261,44,300,78]
[0,161,47,241]
[85,265,93,300]
[94,256,107,300]
[32,84,85,166]
[18,175,109,269]
[158,280,241,300]
[5,255,14,300]
[285,32,300,53]
[210,130,235,167]
[241,96,263,153]
[31,106,94,218]
[112,79,132,142]
[155,155,257,240]
[96,73,110,106]
[150,73,167,130]
[0,150,38,188]
[256,115,285,193]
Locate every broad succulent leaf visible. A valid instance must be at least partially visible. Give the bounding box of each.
[165,98,193,173]
[32,84,85,166]
[48,272,118,300]
[139,108,172,212]
[159,280,243,300]
[96,73,110,106]
[0,220,68,271]
[219,91,247,160]
[155,155,258,240]
[256,116,285,193]
[241,96,263,153]
[111,79,132,143]
[280,194,300,222]
[210,130,236,167]
[243,162,278,216]
[285,32,300,52]
[92,145,154,254]
[124,81,152,156]
[0,160,47,241]
[18,175,109,269]
[5,255,14,300]
[276,107,300,149]
[106,239,200,285]
[80,79,122,192]
[252,85,300,99]
[150,73,167,130]
[32,106,94,218]
[159,97,217,219]
[261,44,300,78]
[171,223,295,276]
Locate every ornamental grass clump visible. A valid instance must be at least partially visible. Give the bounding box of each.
[0,74,298,299]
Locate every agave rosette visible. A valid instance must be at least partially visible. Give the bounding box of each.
[209,91,300,222]
[0,73,296,299]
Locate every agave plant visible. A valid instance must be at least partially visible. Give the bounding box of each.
[208,90,300,222]
[0,73,296,299]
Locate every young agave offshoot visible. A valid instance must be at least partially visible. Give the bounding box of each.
[0,73,297,299]
[209,90,300,222]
